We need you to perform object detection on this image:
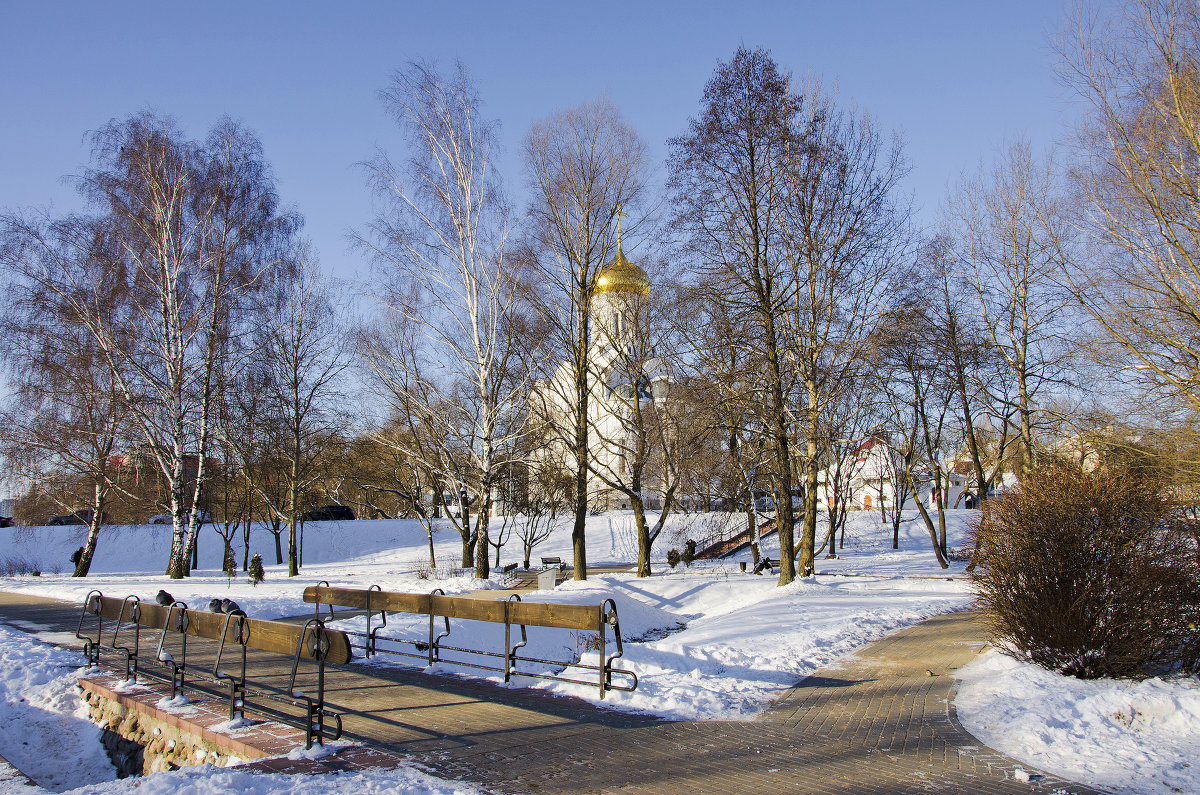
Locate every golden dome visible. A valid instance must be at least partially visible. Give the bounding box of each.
[594,244,650,296]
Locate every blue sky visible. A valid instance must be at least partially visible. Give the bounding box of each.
[1,1,1078,280]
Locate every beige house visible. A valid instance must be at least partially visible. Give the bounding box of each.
[816,436,971,514]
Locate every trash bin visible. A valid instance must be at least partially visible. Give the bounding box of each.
[537,568,557,590]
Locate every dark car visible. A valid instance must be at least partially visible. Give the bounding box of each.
[0,516,14,528]
[301,504,356,522]
[48,509,109,526]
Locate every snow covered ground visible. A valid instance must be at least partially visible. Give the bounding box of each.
[0,510,970,790]
[0,511,974,719]
[3,508,1193,793]
[956,649,1200,795]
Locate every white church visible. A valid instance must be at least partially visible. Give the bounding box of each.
[529,237,669,511]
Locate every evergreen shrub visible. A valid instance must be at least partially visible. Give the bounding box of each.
[248,554,265,586]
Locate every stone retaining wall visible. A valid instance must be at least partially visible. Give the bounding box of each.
[80,687,244,775]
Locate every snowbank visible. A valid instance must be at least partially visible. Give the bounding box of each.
[956,649,1200,795]
[0,623,114,791]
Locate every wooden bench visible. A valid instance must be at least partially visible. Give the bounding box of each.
[499,562,518,573]
[540,556,566,570]
[303,584,637,697]
[77,591,350,748]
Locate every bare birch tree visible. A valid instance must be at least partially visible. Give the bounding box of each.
[2,114,297,577]
[359,61,522,579]
[0,220,131,575]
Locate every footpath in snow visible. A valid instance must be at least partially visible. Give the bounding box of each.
[956,648,1200,795]
[0,511,972,791]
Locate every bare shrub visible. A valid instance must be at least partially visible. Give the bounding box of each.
[415,565,472,581]
[574,631,603,661]
[0,556,41,576]
[970,466,1200,679]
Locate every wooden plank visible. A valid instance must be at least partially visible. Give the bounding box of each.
[89,595,352,664]
[430,594,508,623]
[303,587,432,615]
[298,586,604,631]
[302,586,372,610]
[374,591,433,614]
[508,600,602,631]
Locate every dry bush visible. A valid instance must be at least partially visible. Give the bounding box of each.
[970,466,1200,679]
[0,556,41,576]
[415,565,471,581]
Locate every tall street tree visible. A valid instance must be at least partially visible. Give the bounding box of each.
[778,80,911,576]
[0,220,131,575]
[226,249,349,577]
[522,96,648,580]
[1061,0,1200,414]
[2,113,299,577]
[668,47,804,584]
[944,141,1074,478]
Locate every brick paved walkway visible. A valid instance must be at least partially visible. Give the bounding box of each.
[0,592,1104,794]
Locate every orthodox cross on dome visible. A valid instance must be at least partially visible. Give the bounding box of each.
[615,202,628,246]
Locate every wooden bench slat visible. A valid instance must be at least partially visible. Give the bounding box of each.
[302,586,604,632]
[92,596,352,664]
[302,586,432,615]
[302,586,373,610]
[430,594,508,623]
[508,600,601,631]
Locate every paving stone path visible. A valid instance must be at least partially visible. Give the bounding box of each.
[0,592,1104,794]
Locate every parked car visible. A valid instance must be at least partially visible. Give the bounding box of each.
[48,509,109,526]
[301,504,356,522]
[0,516,14,528]
[148,509,210,525]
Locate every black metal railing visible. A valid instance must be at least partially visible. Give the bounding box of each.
[77,590,342,749]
